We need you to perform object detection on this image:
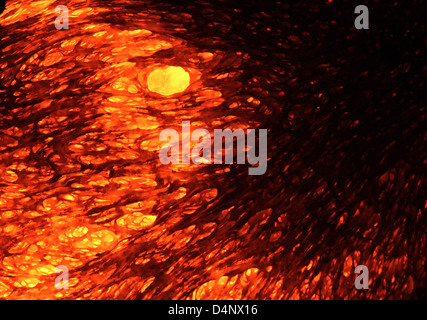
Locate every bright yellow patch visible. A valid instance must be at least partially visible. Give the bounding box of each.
[147,66,190,96]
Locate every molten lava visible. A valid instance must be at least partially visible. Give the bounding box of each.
[147,66,190,96]
[0,0,425,300]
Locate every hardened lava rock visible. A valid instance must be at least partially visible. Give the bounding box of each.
[0,0,425,299]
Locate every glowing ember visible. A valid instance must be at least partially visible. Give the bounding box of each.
[147,66,190,96]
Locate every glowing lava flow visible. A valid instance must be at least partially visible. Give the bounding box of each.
[0,0,425,300]
[0,0,259,300]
